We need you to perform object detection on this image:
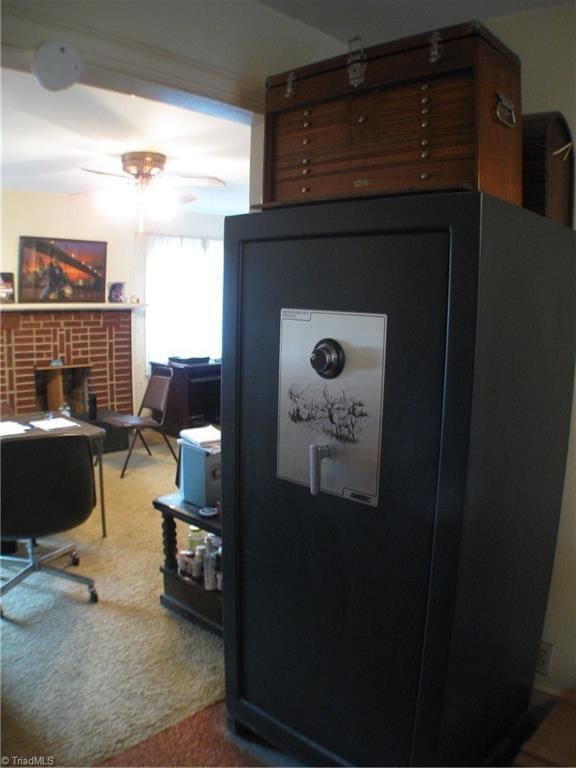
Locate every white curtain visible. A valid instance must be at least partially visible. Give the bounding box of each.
[145,235,223,364]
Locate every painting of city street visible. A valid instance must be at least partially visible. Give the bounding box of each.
[18,236,107,303]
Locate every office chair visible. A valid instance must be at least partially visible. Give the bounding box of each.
[0,433,98,606]
[103,366,178,478]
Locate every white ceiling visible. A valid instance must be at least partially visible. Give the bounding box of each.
[1,68,252,216]
[259,0,569,46]
[1,0,569,217]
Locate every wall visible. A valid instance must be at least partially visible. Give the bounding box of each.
[1,189,226,405]
[486,2,576,222]
[486,2,576,697]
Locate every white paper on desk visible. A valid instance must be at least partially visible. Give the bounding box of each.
[0,421,29,436]
[29,417,81,431]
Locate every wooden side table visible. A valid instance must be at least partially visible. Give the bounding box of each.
[153,492,222,635]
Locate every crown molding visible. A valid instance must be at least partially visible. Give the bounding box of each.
[1,3,264,118]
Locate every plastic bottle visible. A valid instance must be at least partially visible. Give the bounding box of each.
[194,545,206,580]
[187,525,204,551]
[203,545,217,591]
[215,546,223,591]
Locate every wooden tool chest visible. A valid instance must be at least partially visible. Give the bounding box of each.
[523,112,574,228]
[263,21,522,208]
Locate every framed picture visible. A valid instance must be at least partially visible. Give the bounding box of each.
[108,282,126,303]
[0,272,15,304]
[18,236,107,303]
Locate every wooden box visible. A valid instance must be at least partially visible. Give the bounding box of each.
[523,112,574,228]
[263,21,522,208]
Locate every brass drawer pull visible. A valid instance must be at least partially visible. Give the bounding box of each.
[421,120,429,128]
[421,138,430,147]
[420,172,430,180]
[357,116,366,123]
[302,138,310,145]
[301,158,309,165]
[421,151,429,159]
[303,121,311,128]
[421,96,429,105]
[303,109,311,116]
[495,91,516,128]
[421,108,429,115]
[301,186,310,193]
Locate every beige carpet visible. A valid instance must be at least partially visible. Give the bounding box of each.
[1,441,225,767]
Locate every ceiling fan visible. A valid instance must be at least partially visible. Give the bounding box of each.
[82,151,225,230]
[82,150,226,190]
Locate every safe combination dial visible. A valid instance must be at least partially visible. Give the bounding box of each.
[310,338,345,379]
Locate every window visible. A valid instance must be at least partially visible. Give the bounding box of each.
[145,235,223,364]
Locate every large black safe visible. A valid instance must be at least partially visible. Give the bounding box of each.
[221,192,575,766]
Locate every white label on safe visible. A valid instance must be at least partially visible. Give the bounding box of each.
[281,309,311,322]
[277,309,387,506]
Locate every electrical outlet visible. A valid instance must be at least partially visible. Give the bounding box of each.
[536,640,554,676]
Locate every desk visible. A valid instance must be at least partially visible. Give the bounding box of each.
[1,415,108,537]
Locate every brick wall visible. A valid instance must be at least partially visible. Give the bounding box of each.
[0,310,133,415]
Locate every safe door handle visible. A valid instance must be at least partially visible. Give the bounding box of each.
[309,444,331,496]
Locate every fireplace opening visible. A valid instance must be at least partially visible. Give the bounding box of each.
[35,364,91,414]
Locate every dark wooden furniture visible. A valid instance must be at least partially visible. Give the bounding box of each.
[263,21,521,208]
[523,111,574,228]
[150,361,221,437]
[153,492,222,635]
[222,193,575,766]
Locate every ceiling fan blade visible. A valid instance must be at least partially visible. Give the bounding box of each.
[173,175,226,188]
[81,168,129,179]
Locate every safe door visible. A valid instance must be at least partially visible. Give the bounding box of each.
[224,227,450,766]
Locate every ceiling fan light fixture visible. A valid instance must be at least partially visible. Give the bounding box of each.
[121,151,166,180]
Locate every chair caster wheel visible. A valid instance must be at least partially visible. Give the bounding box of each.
[89,589,98,603]
[71,554,80,566]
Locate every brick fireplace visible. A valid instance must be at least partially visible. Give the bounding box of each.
[0,309,133,415]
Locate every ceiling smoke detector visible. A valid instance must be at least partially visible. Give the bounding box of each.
[121,151,166,182]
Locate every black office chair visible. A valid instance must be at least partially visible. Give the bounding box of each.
[102,366,178,478]
[0,433,98,605]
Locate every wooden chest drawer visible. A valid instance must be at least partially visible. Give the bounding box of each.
[263,21,521,208]
[349,72,474,146]
[274,133,475,183]
[273,99,348,157]
[274,122,348,157]
[273,157,475,204]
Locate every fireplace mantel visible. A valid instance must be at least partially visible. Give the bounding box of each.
[1,303,144,312]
